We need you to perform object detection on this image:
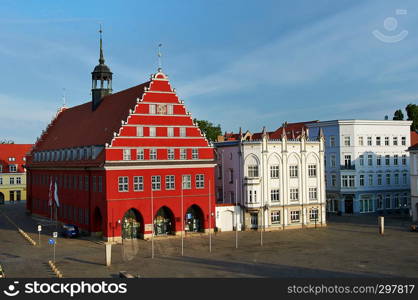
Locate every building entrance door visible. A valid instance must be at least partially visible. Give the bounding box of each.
[250,213,258,229]
[344,196,354,214]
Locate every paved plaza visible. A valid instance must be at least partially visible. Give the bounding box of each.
[0,202,417,278]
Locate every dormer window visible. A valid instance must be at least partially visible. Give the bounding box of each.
[9,165,17,172]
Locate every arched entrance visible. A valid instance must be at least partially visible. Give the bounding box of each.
[185,204,204,232]
[0,192,4,204]
[122,208,143,239]
[154,206,174,235]
[93,207,103,234]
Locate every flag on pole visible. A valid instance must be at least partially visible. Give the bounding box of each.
[48,178,53,206]
[54,181,60,207]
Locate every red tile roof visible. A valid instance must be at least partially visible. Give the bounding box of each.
[411,131,418,146]
[34,82,150,151]
[268,121,318,139]
[0,144,32,173]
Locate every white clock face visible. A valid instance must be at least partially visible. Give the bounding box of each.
[157,104,167,114]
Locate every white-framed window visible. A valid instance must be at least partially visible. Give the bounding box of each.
[330,136,336,147]
[331,174,337,187]
[0,178,3,185]
[123,149,131,160]
[9,165,17,172]
[359,174,365,186]
[180,127,186,137]
[290,188,299,201]
[344,155,352,167]
[289,165,298,178]
[192,148,199,159]
[271,211,280,224]
[150,148,157,160]
[8,157,16,161]
[385,194,391,209]
[394,173,399,185]
[134,176,143,191]
[368,155,373,166]
[290,211,300,223]
[248,190,257,203]
[344,136,351,146]
[248,165,259,178]
[367,136,372,146]
[402,154,407,165]
[342,175,355,187]
[9,177,15,185]
[165,175,175,190]
[385,136,389,146]
[196,174,204,189]
[152,175,161,190]
[149,127,156,137]
[376,155,381,166]
[137,126,144,137]
[308,187,317,201]
[402,173,407,185]
[359,155,364,166]
[358,136,364,146]
[270,189,280,202]
[167,104,173,115]
[377,174,382,185]
[330,155,336,167]
[308,165,317,177]
[137,148,144,160]
[118,176,128,192]
[401,136,406,146]
[360,197,374,213]
[270,165,280,179]
[182,175,191,189]
[385,155,390,166]
[180,149,187,160]
[376,194,383,209]
[149,104,156,114]
[167,127,174,137]
[167,148,175,160]
[393,137,398,146]
[385,173,391,185]
[309,208,319,221]
[394,154,398,165]
[376,136,381,146]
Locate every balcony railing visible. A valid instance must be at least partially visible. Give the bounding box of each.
[244,177,260,185]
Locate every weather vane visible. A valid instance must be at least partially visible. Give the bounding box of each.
[157,43,162,70]
[99,24,103,39]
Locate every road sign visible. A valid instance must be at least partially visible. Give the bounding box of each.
[48,238,55,245]
[37,225,42,232]
[52,232,58,238]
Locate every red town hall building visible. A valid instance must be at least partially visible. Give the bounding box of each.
[26,37,216,242]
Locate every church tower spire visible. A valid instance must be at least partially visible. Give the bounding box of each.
[91,25,113,111]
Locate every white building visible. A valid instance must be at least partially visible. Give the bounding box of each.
[307,120,412,215]
[214,127,326,231]
[408,143,418,222]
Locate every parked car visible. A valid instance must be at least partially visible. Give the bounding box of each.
[0,265,5,278]
[61,224,80,238]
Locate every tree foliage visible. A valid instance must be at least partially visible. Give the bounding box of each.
[193,119,222,142]
[406,104,418,131]
[393,109,404,120]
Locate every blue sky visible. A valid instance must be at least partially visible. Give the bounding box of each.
[0,0,417,143]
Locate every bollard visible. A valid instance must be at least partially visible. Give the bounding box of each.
[378,216,384,235]
[105,243,112,267]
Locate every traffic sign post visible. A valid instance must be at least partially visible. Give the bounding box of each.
[37,225,42,246]
[49,235,57,263]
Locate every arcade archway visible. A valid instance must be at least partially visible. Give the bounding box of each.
[154,206,174,235]
[93,207,103,233]
[122,208,143,239]
[185,204,204,232]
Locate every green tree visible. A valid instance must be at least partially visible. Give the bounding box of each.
[193,119,222,142]
[406,104,418,131]
[393,109,404,120]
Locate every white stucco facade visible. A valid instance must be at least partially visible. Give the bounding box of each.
[307,120,412,215]
[214,131,326,231]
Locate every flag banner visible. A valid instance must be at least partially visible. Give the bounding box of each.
[54,181,60,207]
[48,179,53,206]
